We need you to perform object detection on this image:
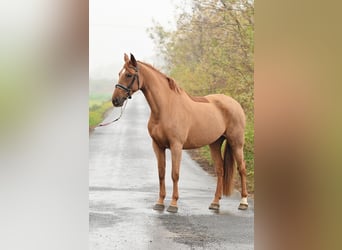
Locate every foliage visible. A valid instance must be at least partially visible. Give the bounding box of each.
[148,0,254,191]
[148,0,254,117]
[89,100,112,128]
[244,119,254,191]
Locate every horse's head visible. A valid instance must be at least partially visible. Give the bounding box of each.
[112,53,141,107]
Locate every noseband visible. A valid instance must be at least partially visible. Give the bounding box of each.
[115,66,140,99]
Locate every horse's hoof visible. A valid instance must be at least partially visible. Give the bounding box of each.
[167,205,178,213]
[238,203,248,210]
[209,203,220,210]
[153,204,165,211]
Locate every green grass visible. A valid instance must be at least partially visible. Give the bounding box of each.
[89,93,112,128]
[89,93,110,103]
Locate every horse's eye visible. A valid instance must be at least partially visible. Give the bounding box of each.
[126,74,132,78]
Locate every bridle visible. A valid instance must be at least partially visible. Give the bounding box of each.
[115,66,140,99]
[97,65,140,128]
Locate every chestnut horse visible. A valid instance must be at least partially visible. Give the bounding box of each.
[112,53,248,213]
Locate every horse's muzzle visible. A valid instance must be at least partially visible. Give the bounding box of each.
[112,97,125,107]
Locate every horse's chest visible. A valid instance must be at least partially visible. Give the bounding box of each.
[148,122,170,148]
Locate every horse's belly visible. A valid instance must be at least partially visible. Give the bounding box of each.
[183,123,224,149]
[183,133,222,149]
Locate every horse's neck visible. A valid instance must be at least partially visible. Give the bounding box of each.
[140,66,174,118]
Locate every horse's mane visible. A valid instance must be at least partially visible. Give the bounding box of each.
[137,61,209,103]
[138,61,181,94]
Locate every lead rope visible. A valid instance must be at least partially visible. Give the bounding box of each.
[97,100,128,127]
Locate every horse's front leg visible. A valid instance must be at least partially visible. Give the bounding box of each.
[152,140,166,211]
[167,142,182,213]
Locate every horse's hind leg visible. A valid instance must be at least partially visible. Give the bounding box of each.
[233,145,249,210]
[208,137,225,210]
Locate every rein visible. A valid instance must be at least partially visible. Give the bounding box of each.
[97,100,128,127]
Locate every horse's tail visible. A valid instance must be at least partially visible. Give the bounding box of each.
[222,140,235,196]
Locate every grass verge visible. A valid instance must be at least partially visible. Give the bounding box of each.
[89,100,112,130]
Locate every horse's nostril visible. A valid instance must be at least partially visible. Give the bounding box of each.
[113,98,123,107]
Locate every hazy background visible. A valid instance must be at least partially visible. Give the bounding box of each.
[88,0,187,128]
[90,0,185,80]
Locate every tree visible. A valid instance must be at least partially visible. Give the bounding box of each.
[148,0,254,118]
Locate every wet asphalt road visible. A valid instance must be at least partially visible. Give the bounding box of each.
[89,93,254,249]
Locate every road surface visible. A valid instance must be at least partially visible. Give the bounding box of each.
[89,92,254,249]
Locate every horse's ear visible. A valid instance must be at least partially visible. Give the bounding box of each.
[124,53,129,63]
[130,53,137,67]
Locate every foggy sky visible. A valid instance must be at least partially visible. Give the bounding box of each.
[90,0,183,80]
